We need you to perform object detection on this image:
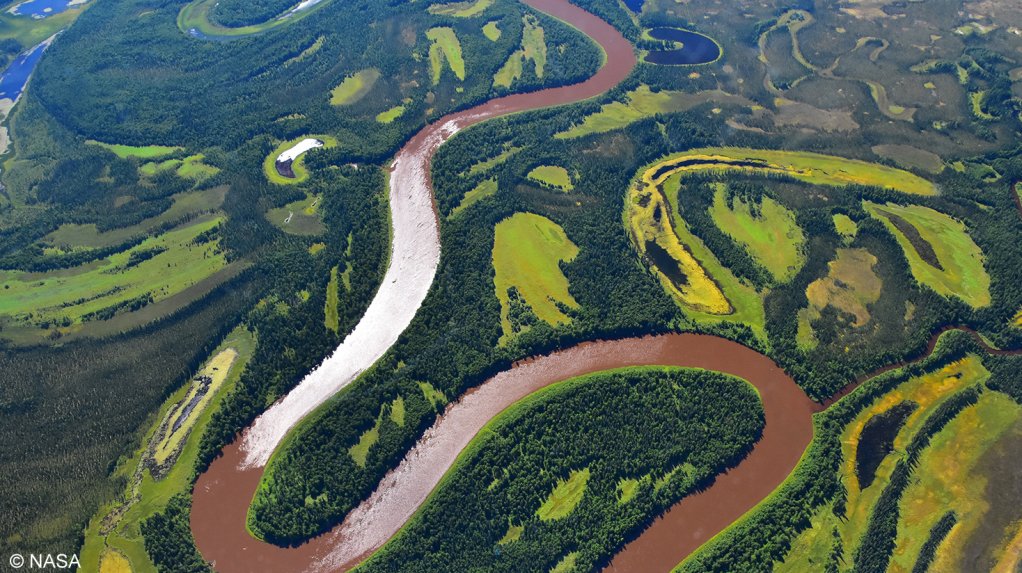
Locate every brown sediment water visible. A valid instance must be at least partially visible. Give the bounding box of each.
[192,334,816,572]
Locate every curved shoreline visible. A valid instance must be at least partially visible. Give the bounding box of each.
[192,334,816,572]
[193,0,637,569]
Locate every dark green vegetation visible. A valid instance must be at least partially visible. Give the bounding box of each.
[361,368,763,573]
[4,0,1022,567]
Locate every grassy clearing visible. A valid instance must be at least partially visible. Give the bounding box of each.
[325,265,341,332]
[78,326,256,573]
[648,148,937,196]
[87,141,182,159]
[793,247,883,347]
[617,478,639,504]
[139,153,218,181]
[376,104,407,124]
[266,194,327,236]
[284,36,325,67]
[550,552,579,573]
[42,187,225,250]
[390,396,405,426]
[0,217,227,328]
[261,135,338,185]
[865,201,990,308]
[536,468,590,521]
[493,213,579,341]
[330,69,380,106]
[493,15,544,88]
[427,0,492,17]
[153,347,239,464]
[308,242,326,255]
[796,248,883,350]
[483,20,501,41]
[776,356,990,572]
[891,393,1022,573]
[350,407,385,467]
[467,145,521,175]
[498,522,524,544]
[418,381,447,408]
[708,183,804,282]
[98,549,131,573]
[833,213,858,242]
[427,27,465,84]
[527,165,573,191]
[449,177,497,218]
[557,85,750,139]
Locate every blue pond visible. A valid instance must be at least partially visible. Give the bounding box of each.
[9,0,78,18]
[644,27,721,66]
[0,41,49,101]
[622,0,643,13]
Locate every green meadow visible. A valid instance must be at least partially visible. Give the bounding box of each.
[865,201,990,308]
[492,212,579,340]
[708,182,805,282]
[449,177,497,218]
[427,27,465,84]
[330,69,380,106]
[87,141,182,159]
[427,0,492,18]
[527,165,573,191]
[493,15,545,88]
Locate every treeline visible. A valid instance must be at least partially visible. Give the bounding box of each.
[912,511,957,573]
[141,495,211,573]
[360,369,763,573]
[0,271,257,560]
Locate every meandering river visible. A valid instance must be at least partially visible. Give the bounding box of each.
[188,0,823,569]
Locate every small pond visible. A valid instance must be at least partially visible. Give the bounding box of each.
[644,27,721,66]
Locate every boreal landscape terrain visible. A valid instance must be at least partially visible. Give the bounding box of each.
[0,0,1021,571]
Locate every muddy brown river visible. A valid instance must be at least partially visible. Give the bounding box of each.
[193,335,816,572]
[190,1,819,571]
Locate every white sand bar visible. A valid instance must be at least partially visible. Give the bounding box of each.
[276,138,323,163]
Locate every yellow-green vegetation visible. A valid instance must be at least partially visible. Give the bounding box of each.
[325,265,341,332]
[647,148,937,196]
[390,396,406,426]
[266,193,327,235]
[0,217,227,329]
[536,468,590,521]
[330,69,380,105]
[890,393,1022,573]
[177,0,332,37]
[498,522,524,544]
[87,141,182,159]
[376,104,407,124]
[483,20,501,41]
[42,187,225,250]
[833,213,859,242]
[625,173,732,316]
[449,178,497,218]
[550,552,579,573]
[284,36,325,67]
[865,201,990,308]
[527,165,573,191]
[0,3,87,55]
[139,153,218,181]
[152,348,239,464]
[617,478,640,504]
[796,248,883,349]
[492,213,580,341]
[350,407,385,468]
[493,15,545,88]
[708,183,805,282]
[466,145,521,175]
[418,381,447,408]
[776,356,991,572]
[426,27,465,84]
[98,549,131,573]
[261,135,338,185]
[970,91,996,121]
[78,327,256,573]
[1014,308,1022,328]
[427,0,492,17]
[308,242,326,255]
[556,85,746,139]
